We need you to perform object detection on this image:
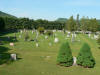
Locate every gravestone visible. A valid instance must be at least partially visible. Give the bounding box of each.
[53,30,56,32]
[54,38,59,43]
[73,57,77,66]
[32,30,34,34]
[44,30,47,33]
[67,31,71,38]
[94,35,98,39]
[45,36,48,39]
[68,31,71,34]
[71,34,75,42]
[10,43,14,46]
[88,33,91,38]
[11,54,17,60]
[67,34,70,38]
[36,43,39,47]
[20,30,23,34]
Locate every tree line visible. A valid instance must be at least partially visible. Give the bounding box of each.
[0,14,100,32]
[0,17,64,31]
[66,15,100,33]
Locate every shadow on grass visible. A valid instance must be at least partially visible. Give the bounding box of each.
[0,46,10,53]
[0,46,22,65]
[0,46,11,65]
[0,30,22,65]
[0,53,11,65]
[0,29,18,36]
[0,36,18,45]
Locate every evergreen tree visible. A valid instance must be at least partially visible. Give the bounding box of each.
[76,14,80,30]
[80,17,90,32]
[66,16,77,32]
[77,43,95,68]
[89,18,98,33]
[0,17,5,31]
[57,42,73,67]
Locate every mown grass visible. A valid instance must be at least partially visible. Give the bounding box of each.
[0,31,100,75]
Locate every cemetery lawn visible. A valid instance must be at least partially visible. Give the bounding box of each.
[0,31,100,75]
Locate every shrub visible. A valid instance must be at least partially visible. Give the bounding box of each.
[77,43,95,68]
[46,30,53,36]
[57,42,73,67]
[38,27,44,34]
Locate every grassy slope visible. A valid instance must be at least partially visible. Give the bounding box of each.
[0,31,100,75]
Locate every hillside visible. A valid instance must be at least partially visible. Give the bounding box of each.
[0,11,16,18]
[56,18,67,23]
[56,18,100,24]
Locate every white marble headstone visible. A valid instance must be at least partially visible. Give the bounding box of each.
[32,31,34,34]
[88,34,91,38]
[36,43,39,47]
[53,30,56,32]
[68,31,71,34]
[11,54,17,60]
[94,35,98,39]
[20,30,23,34]
[45,36,48,39]
[54,38,59,43]
[73,57,77,66]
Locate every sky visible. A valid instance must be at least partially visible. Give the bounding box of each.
[0,0,100,20]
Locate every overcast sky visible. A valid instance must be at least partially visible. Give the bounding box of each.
[0,0,100,20]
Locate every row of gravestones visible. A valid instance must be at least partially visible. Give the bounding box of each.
[88,33,99,40]
[10,30,78,48]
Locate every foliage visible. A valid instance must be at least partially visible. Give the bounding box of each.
[80,17,98,32]
[97,36,100,45]
[66,16,77,32]
[38,27,45,34]
[89,18,98,32]
[0,17,5,31]
[57,42,73,67]
[0,10,100,33]
[76,14,80,30]
[3,17,64,30]
[77,43,95,68]
[56,18,67,23]
[46,30,53,36]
